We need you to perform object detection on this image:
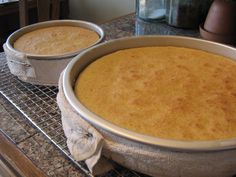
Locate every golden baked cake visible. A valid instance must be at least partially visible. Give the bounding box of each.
[74,46,236,141]
[14,26,99,55]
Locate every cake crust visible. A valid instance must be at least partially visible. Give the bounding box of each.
[14,26,99,55]
[75,46,236,141]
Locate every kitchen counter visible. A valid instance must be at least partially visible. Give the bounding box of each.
[0,14,203,177]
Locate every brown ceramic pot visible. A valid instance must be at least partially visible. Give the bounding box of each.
[200,0,236,44]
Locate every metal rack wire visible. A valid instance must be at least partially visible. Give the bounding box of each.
[0,54,148,177]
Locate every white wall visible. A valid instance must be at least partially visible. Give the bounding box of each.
[69,0,136,23]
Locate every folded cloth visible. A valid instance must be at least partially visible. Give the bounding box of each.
[3,43,36,79]
[57,71,113,175]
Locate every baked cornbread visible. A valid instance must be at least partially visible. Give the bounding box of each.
[14,26,99,55]
[74,46,236,141]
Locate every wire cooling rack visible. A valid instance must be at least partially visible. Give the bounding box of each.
[0,54,149,177]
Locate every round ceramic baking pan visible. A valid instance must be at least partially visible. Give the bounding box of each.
[4,20,105,86]
[63,35,236,151]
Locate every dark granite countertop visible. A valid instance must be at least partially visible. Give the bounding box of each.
[0,14,218,177]
[100,14,199,40]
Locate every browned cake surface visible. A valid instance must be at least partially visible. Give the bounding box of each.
[75,46,236,141]
[14,26,99,55]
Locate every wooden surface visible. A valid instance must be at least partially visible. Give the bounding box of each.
[37,0,50,22]
[19,0,29,27]
[51,0,60,20]
[0,131,47,177]
[19,0,64,27]
[0,0,38,16]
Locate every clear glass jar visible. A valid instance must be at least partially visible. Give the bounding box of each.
[136,0,166,21]
[165,0,212,28]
